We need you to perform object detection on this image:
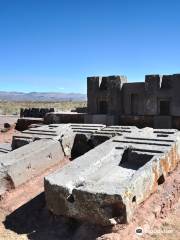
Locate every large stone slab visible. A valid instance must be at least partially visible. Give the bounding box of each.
[0,124,108,196]
[45,127,180,225]
[20,108,54,118]
[69,124,106,158]
[12,124,74,151]
[0,139,64,196]
[1,122,109,197]
[12,124,106,156]
[0,143,12,155]
[15,117,44,131]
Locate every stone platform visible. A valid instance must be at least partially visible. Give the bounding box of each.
[12,123,105,150]
[45,127,180,225]
[0,143,12,155]
[0,139,64,196]
[15,117,44,131]
[0,124,107,196]
[1,123,179,225]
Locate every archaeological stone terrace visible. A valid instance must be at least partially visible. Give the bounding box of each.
[45,126,180,225]
[1,124,130,196]
[0,123,107,196]
[1,123,179,226]
[1,73,180,227]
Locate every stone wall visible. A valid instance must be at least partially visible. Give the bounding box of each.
[87,74,180,128]
[87,75,127,115]
[20,108,54,118]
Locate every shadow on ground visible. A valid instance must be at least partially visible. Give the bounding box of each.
[3,193,109,240]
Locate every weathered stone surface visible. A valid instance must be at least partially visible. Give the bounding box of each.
[87,74,180,128]
[154,116,172,129]
[0,123,108,197]
[45,127,180,226]
[70,124,105,159]
[12,124,106,154]
[84,114,117,125]
[15,117,44,131]
[0,143,12,155]
[0,139,63,196]
[13,124,74,151]
[20,108,54,118]
[44,112,85,124]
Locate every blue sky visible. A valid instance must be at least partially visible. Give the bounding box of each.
[0,0,180,93]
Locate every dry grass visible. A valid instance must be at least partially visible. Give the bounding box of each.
[0,101,87,115]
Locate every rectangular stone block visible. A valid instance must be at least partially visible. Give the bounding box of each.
[154,116,172,129]
[0,139,64,196]
[15,117,44,131]
[12,124,74,150]
[12,124,106,154]
[0,143,12,155]
[45,127,180,226]
[1,123,107,196]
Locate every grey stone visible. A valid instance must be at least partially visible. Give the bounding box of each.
[45,127,180,225]
[44,112,85,124]
[0,139,64,195]
[87,74,180,128]
[0,143,12,155]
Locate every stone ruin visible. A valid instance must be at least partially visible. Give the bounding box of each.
[23,73,180,131]
[0,73,180,227]
[0,123,180,225]
[16,108,55,131]
[20,108,54,118]
[45,127,180,225]
[86,74,180,129]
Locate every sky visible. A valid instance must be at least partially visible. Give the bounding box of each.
[0,0,180,93]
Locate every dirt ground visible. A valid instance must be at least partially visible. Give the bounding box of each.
[0,115,18,128]
[0,164,179,240]
[0,115,18,144]
[0,115,179,240]
[0,167,180,240]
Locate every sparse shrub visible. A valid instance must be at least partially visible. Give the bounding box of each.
[0,101,87,115]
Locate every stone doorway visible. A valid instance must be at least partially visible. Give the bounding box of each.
[159,99,171,115]
[99,101,108,114]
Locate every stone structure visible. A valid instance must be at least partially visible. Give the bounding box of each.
[15,108,55,131]
[20,108,54,118]
[3,73,180,227]
[45,127,180,225]
[15,117,44,131]
[0,123,108,196]
[12,123,105,151]
[1,123,139,196]
[15,73,180,130]
[87,75,127,115]
[1,121,180,225]
[0,139,63,195]
[0,143,11,155]
[0,124,76,196]
[44,112,85,125]
[87,74,180,129]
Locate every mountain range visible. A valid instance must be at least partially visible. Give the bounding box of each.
[0,91,87,102]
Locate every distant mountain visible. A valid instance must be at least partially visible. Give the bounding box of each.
[0,91,87,102]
